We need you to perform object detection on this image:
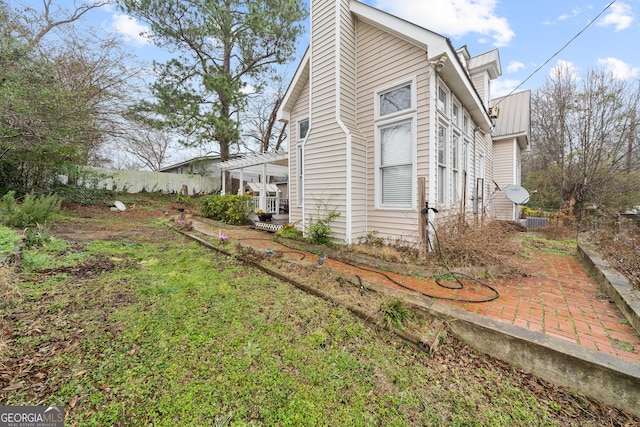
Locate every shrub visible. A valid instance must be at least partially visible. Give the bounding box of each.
[0,225,21,256]
[24,223,54,247]
[51,167,119,206]
[380,299,413,329]
[0,191,61,228]
[307,209,340,244]
[201,194,252,225]
[275,223,303,239]
[592,216,640,289]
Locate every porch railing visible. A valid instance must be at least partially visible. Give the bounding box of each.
[246,197,289,215]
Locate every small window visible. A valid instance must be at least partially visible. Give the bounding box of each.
[463,114,470,135]
[380,84,412,116]
[452,133,460,202]
[437,123,448,204]
[437,86,448,114]
[452,103,460,127]
[298,118,309,140]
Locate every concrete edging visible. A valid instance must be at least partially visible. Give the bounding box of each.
[577,243,640,334]
[425,300,640,416]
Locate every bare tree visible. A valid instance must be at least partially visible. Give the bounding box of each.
[119,124,178,171]
[241,81,288,153]
[18,0,115,46]
[526,64,640,215]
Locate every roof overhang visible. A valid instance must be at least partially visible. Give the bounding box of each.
[278,48,310,123]
[218,151,289,174]
[351,0,493,132]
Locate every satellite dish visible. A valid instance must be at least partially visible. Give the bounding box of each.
[114,201,126,211]
[504,185,530,205]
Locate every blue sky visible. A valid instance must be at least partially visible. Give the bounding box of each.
[363,0,638,96]
[15,0,637,96]
[86,0,638,97]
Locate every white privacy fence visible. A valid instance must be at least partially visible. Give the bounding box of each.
[73,168,221,194]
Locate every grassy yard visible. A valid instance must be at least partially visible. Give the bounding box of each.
[0,203,635,426]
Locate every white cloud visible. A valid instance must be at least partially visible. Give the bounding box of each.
[597,57,640,79]
[111,14,152,46]
[506,61,524,74]
[241,84,256,95]
[372,0,514,47]
[550,60,579,80]
[558,7,581,21]
[597,2,634,31]
[491,78,520,97]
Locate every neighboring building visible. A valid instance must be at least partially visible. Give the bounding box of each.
[278,0,529,245]
[491,90,532,221]
[158,155,229,176]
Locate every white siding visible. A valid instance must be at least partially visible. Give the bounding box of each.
[288,76,310,226]
[355,21,430,244]
[493,139,517,220]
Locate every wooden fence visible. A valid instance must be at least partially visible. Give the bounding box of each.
[75,167,221,195]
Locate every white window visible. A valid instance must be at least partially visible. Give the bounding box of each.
[296,145,303,206]
[477,152,485,205]
[298,118,309,140]
[437,86,448,114]
[463,114,470,135]
[380,121,413,206]
[452,133,460,202]
[380,85,412,116]
[437,123,448,204]
[452,102,460,127]
[375,78,417,209]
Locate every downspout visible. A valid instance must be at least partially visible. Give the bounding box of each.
[334,0,353,244]
[473,126,478,219]
[427,52,438,230]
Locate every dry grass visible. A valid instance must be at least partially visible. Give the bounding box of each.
[591,219,640,289]
[0,266,21,305]
[431,216,528,277]
[535,223,578,241]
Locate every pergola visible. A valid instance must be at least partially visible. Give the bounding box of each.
[218,151,288,212]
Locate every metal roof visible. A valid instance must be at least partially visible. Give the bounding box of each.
[491,90,531,149]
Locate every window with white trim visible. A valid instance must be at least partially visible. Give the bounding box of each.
[452,102,460,128]
[437,123,448,204]
[298,118,309,140]
[452,133,460,202]
[437,86,448,115]
[380,84,412,116]
[375,78,416,209]
[380,121,413,205]
[463,114,469,135]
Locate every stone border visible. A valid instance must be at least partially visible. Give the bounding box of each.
[577,243,640,335]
